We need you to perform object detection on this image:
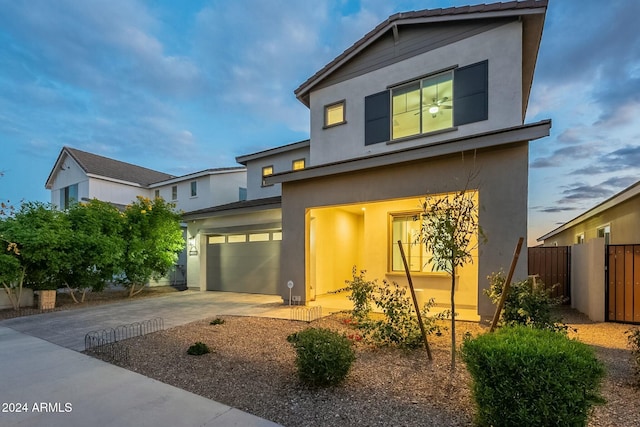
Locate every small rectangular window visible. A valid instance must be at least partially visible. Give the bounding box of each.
[190,181,197,197]
[576,233,585,244]
[324,100,346,127]
[171,185,178,200]
[292,159,305,171]
[228,234,247,243]
[208,235,225,244]
[154,189,160,199]
[597,225,610,245]
[239,187,247,201]
[272,231,282,241]
[262,165,274,187]
[249,233,270,242]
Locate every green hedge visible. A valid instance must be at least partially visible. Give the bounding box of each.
[461,326,605,427]
[287,328,355,387]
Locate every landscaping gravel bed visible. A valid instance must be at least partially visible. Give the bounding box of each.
[88,308,640,427]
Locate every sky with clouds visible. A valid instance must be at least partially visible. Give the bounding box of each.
[0,0,638,246]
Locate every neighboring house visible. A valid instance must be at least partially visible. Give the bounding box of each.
[537,181,640,246]
[537,180,640,323]
[267,0,550,321]
[45,146,247,287]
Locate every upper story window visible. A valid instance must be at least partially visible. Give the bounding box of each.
[60,184,78,209]
[392,71,453,139]
[324,100,346,128]
[171,185,178,200]
[190,181,197,197]
[262,165,274,187]
[576,233,585,244]
[154,189,160,199]
[364,60,488,146]
[292,159,305,171]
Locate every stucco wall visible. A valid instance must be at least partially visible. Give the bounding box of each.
[245,146,310,200]
[281,143,529,319]
[309,20,523,165]
[571,238,605,322]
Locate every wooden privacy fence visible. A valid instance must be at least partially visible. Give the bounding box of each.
[607,245,640,323]
[527,246,571,303]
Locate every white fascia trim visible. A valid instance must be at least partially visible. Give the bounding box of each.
[86,174,144,188]
[149,168,247,188]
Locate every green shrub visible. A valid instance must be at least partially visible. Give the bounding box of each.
[627,327,640,384]
[461,326,605,427]
[210,318,225,325]
[187,341,210,356]
[336,267,377,321]
[486,271,565,332]
[287,328,355,386]
[361,280,445,349]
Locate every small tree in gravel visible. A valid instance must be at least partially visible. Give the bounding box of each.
[419,184,483,371]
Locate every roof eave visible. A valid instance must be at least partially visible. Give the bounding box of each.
[267,119,551,185]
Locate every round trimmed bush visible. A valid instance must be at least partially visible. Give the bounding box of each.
[187,341,210,356]
[461,326,605,427]
[287,327,355,386]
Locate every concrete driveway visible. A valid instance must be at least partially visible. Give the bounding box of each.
[0,291,286,427]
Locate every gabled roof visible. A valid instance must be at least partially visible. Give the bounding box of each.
[294,0,548,110]
[537,180,640,242]
[46,147,175,189]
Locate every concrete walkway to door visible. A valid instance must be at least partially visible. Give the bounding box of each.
[0,291,289,427]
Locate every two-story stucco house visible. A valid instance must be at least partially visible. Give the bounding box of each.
[46,146,247,286]
[251,0,551,321]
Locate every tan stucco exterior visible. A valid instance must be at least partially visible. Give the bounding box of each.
[541,194,640,246]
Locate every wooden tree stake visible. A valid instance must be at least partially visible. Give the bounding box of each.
[397,240,433,360]
[489,237,524,332]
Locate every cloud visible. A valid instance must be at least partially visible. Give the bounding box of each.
[572,145,640,175]
[530,143,599,168]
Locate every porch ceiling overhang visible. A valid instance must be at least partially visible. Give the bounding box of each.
[537,180,640,242]
[198,222,282,235]
[266,119,551,185]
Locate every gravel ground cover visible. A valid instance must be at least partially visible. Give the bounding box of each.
[89,308,640,427]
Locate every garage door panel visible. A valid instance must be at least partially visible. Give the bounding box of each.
[207,240,280,294]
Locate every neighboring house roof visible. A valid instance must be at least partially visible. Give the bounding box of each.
[267,120,551,185]
[182,196,282,221]
[236,140,310,165]
[537,180,640,242]
[150,167,246,187]
[46,146,175,189]
[294,0,547,114]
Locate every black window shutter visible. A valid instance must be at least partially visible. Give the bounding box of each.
[364,90,390,145]
[453,60,488,126]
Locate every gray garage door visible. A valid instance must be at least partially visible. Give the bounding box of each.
[206,232,281,294]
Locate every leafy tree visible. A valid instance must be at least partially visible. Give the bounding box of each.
[119,196,184,297]
[419,186,484,370]
[2,202,71,290]
[62,200,125,302]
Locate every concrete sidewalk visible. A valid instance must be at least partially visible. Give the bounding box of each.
[0,327,281,427]
[0,291,290,427]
